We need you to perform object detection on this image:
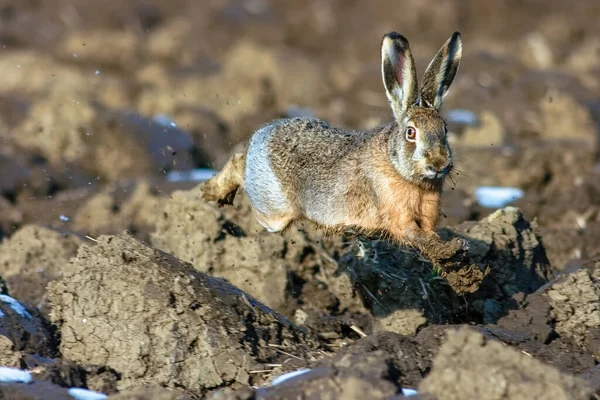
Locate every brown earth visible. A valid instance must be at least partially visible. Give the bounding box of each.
[0,0,598,398]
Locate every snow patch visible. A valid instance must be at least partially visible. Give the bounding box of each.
[475,186,524,208]
[270,368,418,396]
[402,388,418,396]
[0,295,32,318]
[153,114,178,128]
[0,367,32,383]
[166,168,218,183]
[68,388,108,400]
[270,369,311,386]
[445,109,478,126]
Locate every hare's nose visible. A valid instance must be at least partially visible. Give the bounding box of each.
[427,163,452,177]
[440,163,452,175]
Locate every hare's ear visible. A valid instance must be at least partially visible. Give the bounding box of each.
[381,32,418,122]
[420,32,462,110]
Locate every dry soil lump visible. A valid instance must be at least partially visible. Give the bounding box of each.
[47,233,322,397]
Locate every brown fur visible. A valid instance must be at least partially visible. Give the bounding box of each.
[201,31,467,267]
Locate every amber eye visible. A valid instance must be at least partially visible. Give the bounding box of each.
[406,126,417,142]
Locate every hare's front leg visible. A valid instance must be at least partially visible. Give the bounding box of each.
[416,230,469,262]
[388,220,467,263]
[417,191,469,260]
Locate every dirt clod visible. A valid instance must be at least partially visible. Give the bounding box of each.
[0,225,83,314]
[440,207,551,323]
[0,293,59,367]
[419,327,594,400]
[27,358,120,394]
[48,233,322,397]
[547,269,600,345]
[210,352,404,400]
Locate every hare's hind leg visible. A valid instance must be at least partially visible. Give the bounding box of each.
[201,153,246,206]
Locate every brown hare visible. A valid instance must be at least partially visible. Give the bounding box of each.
[202,31,468,266]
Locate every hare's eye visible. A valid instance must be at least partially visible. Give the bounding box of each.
[444,125,448,135]
[406,126,417,142]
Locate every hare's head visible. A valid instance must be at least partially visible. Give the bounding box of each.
[381,32,462,184]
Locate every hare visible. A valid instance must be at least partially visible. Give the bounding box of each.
[202,31,468,265]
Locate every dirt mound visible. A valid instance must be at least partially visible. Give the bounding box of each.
[0,294,58,367]
[491,263,600,365]
[0,225,83,313]
[12,94,199,181]
[150,185,315,312]
[0,379,119,400]
[151,185,551,336]
[27,358,120,395]
[418,327,593,400]
[0,381,73,400]
[47,233,323,397]
[314,331,431,389]
[440,207,551,323]
[15,178,186,243]
[548,269,600,346]
[209,351,405,400]
[519,168,600,270]
[70,180,167,239]
[108,387,192,400]
[337,206,550,331]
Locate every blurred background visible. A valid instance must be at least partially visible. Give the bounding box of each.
[0,0,598,270]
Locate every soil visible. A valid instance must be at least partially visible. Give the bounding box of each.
[0,0,598,399]
[418,327,594,400]
[0,293,59,367]
[48,234,323,397]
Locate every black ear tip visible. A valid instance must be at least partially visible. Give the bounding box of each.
[452,31,462,40]
[383,31,410,44]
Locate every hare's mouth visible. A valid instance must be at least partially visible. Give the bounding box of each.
[423,164,452,180]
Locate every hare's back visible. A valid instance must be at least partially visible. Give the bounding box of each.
[245,117,366,217]
[269,117,363,169]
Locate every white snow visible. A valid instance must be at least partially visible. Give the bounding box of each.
[445,109,478,126]
[0,367,32,383]
[270,368,418,397]
[270,369,311,386]
[475,186,524,208]
[0,295,32,318]
[68,388,108,400]
[166,168,218,183]
[153,114,177,128]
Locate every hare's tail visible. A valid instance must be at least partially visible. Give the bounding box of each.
[201,152,246,206]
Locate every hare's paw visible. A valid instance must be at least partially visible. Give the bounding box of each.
[436,237,469,261]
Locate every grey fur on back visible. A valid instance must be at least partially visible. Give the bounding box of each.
[244,117,386,226]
